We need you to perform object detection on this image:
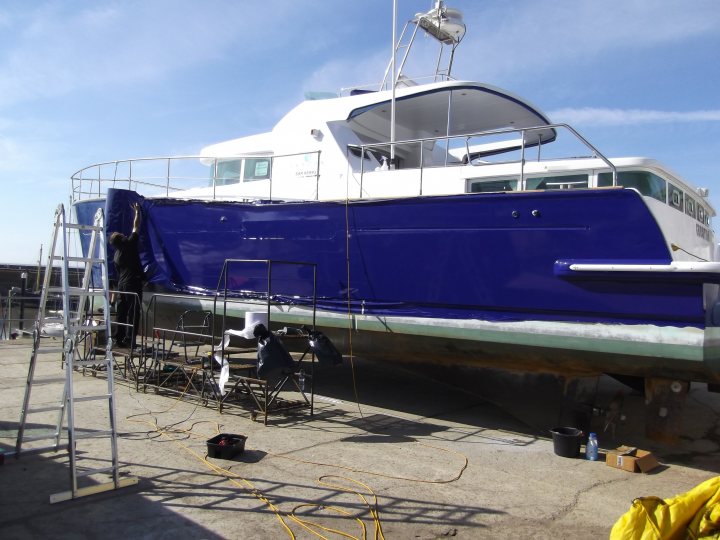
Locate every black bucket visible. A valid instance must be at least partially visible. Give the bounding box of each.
[549,427,583,458]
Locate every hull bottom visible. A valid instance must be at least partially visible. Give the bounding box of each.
[144,292,720,385]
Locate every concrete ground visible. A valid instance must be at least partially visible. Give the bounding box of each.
[0,337,718,539]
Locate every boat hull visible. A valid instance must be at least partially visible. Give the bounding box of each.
[138,293,720,384]
[74,187,720,383]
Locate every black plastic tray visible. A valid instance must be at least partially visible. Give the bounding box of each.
[207,433,247,459]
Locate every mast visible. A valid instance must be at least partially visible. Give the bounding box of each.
[390,0,397,166]
[383,1,466,167]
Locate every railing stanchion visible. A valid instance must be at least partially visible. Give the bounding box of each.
[316,151,321,200]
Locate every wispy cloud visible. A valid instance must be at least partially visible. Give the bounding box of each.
[298,0,720,98]
[457,0,720,81]
[549,108,720,126]
[0,1,323,109]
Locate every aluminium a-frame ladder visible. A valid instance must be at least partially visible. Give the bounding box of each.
[14,204,137,503]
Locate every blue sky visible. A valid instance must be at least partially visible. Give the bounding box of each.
[1,0,719,264]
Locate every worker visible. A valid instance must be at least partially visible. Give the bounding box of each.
[109,202,144,349]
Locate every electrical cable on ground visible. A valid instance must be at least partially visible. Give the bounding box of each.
[122,374,468,539]
[117,213,471,538]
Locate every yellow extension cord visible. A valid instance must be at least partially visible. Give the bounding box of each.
[120,194,468,538]
[125,374,468,539]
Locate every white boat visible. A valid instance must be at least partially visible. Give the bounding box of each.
[70,2,720,407]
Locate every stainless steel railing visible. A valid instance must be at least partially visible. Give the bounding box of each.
[71,151,322,203]
[354,123,618,198]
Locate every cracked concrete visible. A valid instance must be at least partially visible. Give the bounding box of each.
[1,338,718,539]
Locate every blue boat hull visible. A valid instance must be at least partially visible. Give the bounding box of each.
[74,187,720,383]
[94,188,711,325]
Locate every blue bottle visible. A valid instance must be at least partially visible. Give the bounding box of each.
[585,432,599,461]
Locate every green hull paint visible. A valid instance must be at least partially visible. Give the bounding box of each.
[148,293,720,383]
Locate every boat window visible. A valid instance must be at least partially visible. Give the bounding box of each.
[526,174,588,190]
[347,145,400,169]
[243,158,272,182]
[698,205,706,224]
[598,171,667,203]
[685,196,696,218]
[212,159,241,186]
[468,178,517,193]
[348,146,372,160]
[668,183,684,211]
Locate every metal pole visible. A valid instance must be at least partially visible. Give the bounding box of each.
[520,130,526,189]
[390,0,397,166]
[35,246,42,292]
[316,151,321,200]
[445,90,453,166]
[19,272,27,332]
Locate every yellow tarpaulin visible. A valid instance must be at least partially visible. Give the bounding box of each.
[610,476,720,539]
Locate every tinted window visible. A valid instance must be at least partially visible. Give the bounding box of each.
[212,159,241,186]
[526,174,588,190]
[668,183,684,211]
[468,179,518,193]
[685,196,696,218]
[598,171,667,202]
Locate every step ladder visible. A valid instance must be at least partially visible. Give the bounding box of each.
[13,203,137,503]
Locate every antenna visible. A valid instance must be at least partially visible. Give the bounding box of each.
[416,1,466,46]
[381,1,466,90]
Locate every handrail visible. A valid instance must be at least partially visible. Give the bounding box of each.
[71,124,618,205]
[354,123,618,197]
[71,151,322,203]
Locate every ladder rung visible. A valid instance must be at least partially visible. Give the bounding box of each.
[72,359,110,367]
[47,287,105,296]
[6,443,68,459]
[68,287,106,296]
[70,325,106,333]
[69,317,105,325]
[65,223,101,231]
[21,432,62,443]
[27,405,64,414]
[67,256,104,263]
[75,466,115,478]
[73,394,112,403]
[51,255,104,263]
[36,347,65,354]
[74,429,112,439]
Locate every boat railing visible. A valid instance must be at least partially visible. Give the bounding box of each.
[70,151,323,203]
[354,123,617,197]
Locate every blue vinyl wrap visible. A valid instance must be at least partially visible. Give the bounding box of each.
[77,187,711,327]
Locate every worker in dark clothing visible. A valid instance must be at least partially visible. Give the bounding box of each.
[109,202,144,349]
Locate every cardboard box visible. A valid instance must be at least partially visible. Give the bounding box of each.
[606,446,660,473]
